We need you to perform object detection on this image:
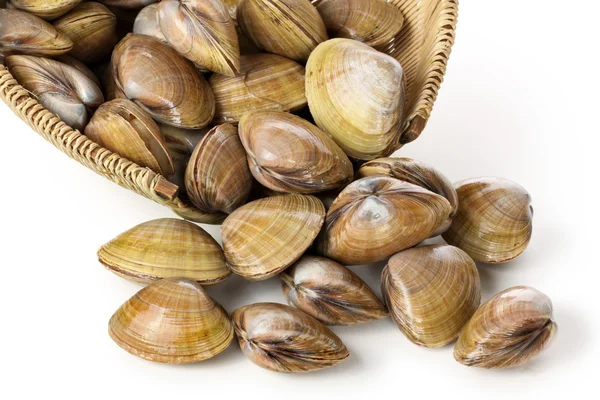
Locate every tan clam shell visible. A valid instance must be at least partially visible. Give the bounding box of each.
[109,277,234,363]
[381,244,481,347]
[281,255,388,325]
[232,302,349,372]
[85,98,175,177]
[53,2,117,63]
[54,54,101,87]
[442,177,533,263]
[454,286,557,369]
[10,0,81,20]
[6,55,103,130]
[237,0,327,62]
[132,3,166,43]
[306,38,406,160]
[313,0,404,48]
[158,0,240,76]
[209,53,306,124]
[239,111,353,194]
[112,34,215,129]
[98,218,230,285]
[317,176,452,265]
[357,157,458,236]
[185,123,253,215]
[222,194,325,280]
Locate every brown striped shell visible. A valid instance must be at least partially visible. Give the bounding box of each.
[10,0,81,20]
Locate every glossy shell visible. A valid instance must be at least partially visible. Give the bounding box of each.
[132,3,166,43]
[109,278,234,363]
[222,195,325,280]
[232,302,349,372]
[381,245,481,347]
[55,54,101,87]
[442,177,533,263]
[281,255,388,325]
[454,286,557,368]
[10,0,81,20]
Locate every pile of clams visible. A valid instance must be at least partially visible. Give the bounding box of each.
[1,0,555,372]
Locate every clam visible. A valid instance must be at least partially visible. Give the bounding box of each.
[99,0,157,9]
[53,2,117,63]
[442,177,533,263]
[54,54,101,87]
[112,34,215,129]
[85,98,175,177]
[109,277,234,363]
[98,218,230,285]
[0,9,73,60]
[6,55,103,130]
[209,53,306,124]
[133,3,166,43]
[313,0,404,48]
[232,302,349,372]
[306,38,406,160]
[185,123,253,215]
[281,255,388,325]
[237,0,328,62]
[158,0,240,76]
[454,286,557,368]
[222,195,325,280]
[381,245,481,347]
[239,111,353,194]
[9,0,81,20]
[316,176,452,265]
[357,157,458,236]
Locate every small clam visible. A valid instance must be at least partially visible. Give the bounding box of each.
[99,0,156,9]
[112,34,215,129]
[209,53,306,124]
[281,255,388,325]
[98,218,230,285]
[85,98,175,177]
[357,157,458,236]
[306,38,406,160]
[317,176,452,265]
[454,286,557,368]
[9,0,81,20]
[313,0,404,48]
[381,245,481,347]
[158,0,240,76]
[109,277,234,363]
[237,0,328,62]
[232,302,349,372]
[442,177,533,263]
[53,2,117,63]
[222,195,325,280]
[185,123,253,216]
[132,3,166,43]
[239,111,353,194]
[6,55,103,130]
[54,54,101,87]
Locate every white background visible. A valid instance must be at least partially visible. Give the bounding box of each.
[0,1,597,398]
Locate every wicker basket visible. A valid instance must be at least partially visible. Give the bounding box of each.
[0,0,458,222]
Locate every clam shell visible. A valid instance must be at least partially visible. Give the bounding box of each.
[306,38,406,160]
[381,244,481,347]
[357,157,458,236]
[132,3,166,43]
[98,218,230,285]
[281,255,388,325]
[454,286,557,368]
[239,111,353,194]
[6,55,103,130]
[185,123,253,215]
[85,98,175,177]
[232,302,349,372]
[112,34,215,129]
[222,194,325,280]
[237,0,327,62]
[317,176,452,265]
[442,177,533,263]
[54,54,101,87]
[10,0,81,20]
[209,53,306,124]
[109,277,234,363]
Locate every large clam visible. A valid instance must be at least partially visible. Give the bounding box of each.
[454,286,557,368]
[442,177,533,263]
[317,176,452,265]
[381,245,481,347]
[306,38,406,160]
[232,302,349,372]
[9,0,81,20]
[239,111,353,194]
[109,277,234,363]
